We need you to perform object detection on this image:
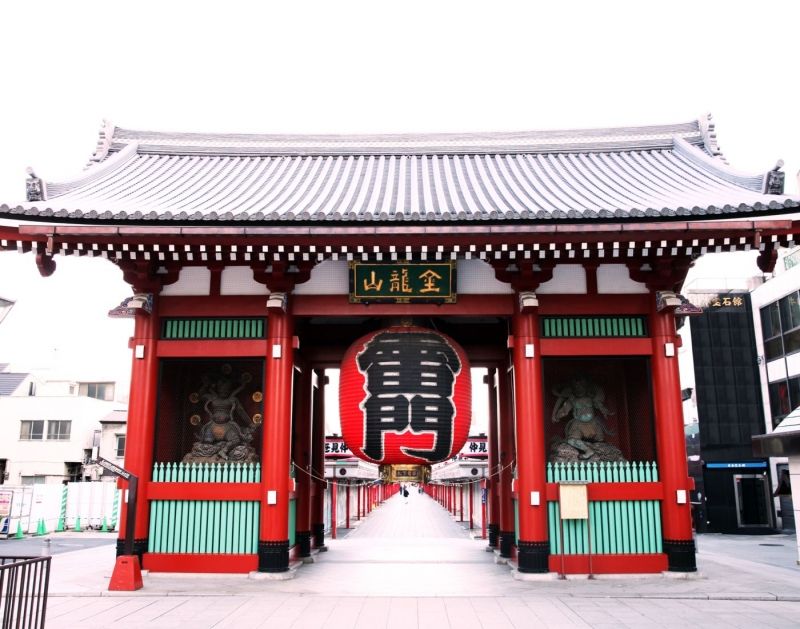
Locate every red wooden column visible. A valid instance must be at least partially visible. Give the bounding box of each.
[345,484,351,529]
[116,293,160,562]
[311,369,327,550]
[485,368,500,549]
[258,304,294,572]
[497,361,516,559]
[292,363,313,559]
[512,301,550,573]
[651,301,696,572]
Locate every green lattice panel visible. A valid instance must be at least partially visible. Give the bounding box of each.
[541,316,647,338]
[162,318,266,340]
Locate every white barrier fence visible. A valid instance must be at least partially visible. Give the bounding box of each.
[0,481,121,537]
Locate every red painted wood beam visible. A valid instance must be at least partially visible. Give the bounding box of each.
[156,340,268,358]
[539,338,652,356]
[544,482,664,501]
[548,553,667,574]
[143,553,257,573]
[147,483,261,501]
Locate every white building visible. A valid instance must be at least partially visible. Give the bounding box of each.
[750,248,800,534]
[0,366,126,485]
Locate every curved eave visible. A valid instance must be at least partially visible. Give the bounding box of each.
[3,197,799,228]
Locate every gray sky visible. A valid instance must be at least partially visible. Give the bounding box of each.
[1,1,798,417]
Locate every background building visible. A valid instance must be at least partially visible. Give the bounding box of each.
[0,365,127,485]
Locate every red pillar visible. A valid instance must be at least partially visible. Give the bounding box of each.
[651,303,697,571]
[117,299,160,562]
[485,368,500,548]
[468,483,474,529]
[258,306,294,572]
[311,369,327,550]
[331,481,337,539]
[497,362,516,559]
[346,484,351,529]
[481,479,487,539]
[292,364,313,558]
[459,485,464,521]
[357,484,361,520]
[512,302,550,572]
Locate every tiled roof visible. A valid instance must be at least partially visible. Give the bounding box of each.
[3,116,797,224]
[0,372,27,396]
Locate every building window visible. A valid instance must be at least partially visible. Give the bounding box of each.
[78,382,115,401]
[47,420,72,440]
[20,420,44,440]
[768,375,800,429]
[20,475,46,485]
[115,434,126,459]
[761,293,800,361]
[65,462,82,483]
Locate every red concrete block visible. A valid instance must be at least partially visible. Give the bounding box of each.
[108,555,143,591]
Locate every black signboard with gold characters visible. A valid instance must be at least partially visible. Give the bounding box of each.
[349,262,456,304]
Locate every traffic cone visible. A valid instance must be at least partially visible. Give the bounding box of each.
[74,516,83,532]
[55,515,65,532]
[101,517,108,532]
[36,518,46,536]
[15,521,24,539]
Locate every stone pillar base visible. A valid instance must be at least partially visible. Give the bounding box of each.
[116,538,148,564]
[258,540,290,573]
[296,531,311,558]
[499,530,515,558]
[517,540,550,573]
[663,538,697,572]
[312,522,327,550]
[487,523,499,550]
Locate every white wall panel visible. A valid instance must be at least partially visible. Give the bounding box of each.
[294,260,349,294]
[220,266,268,295]
[537,265,586,294]
[160,267,211,296]
[767,359,788,382]
[597,264,648,294]
[457,260,513,294]
[785,352,800,379]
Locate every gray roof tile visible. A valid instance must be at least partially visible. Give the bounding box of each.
[2,116,797,225]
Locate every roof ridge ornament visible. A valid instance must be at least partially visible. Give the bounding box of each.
[764,160,785,195]
[87,119,116,167]
[698,113,728,164]
[25,167,45,202]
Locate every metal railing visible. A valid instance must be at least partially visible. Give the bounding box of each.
[0,556,51,629]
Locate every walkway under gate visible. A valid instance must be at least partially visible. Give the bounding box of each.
[285,489,514,597]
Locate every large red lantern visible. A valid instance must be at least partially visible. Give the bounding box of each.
[339,325,471,465]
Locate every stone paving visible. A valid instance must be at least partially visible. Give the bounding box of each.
[22,490,800,627]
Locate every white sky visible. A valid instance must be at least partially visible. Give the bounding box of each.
[1,1,799,422]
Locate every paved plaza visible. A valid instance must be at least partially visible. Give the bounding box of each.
[6,490,800,628]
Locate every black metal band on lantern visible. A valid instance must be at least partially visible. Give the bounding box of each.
[258,540,290,572]
[517,541,550,573]
[499,530,515,558]
[663,538,697,572]
[296,531,311,557]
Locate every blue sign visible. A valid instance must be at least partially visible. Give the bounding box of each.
[706,461,767,470]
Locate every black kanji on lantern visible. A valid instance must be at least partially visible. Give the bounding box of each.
[356,331,462,463]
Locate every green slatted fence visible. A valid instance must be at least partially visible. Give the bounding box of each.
[148,462,261,554]
[546,461,662,555]
[162,318,266,340]
[541,316,648,338]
